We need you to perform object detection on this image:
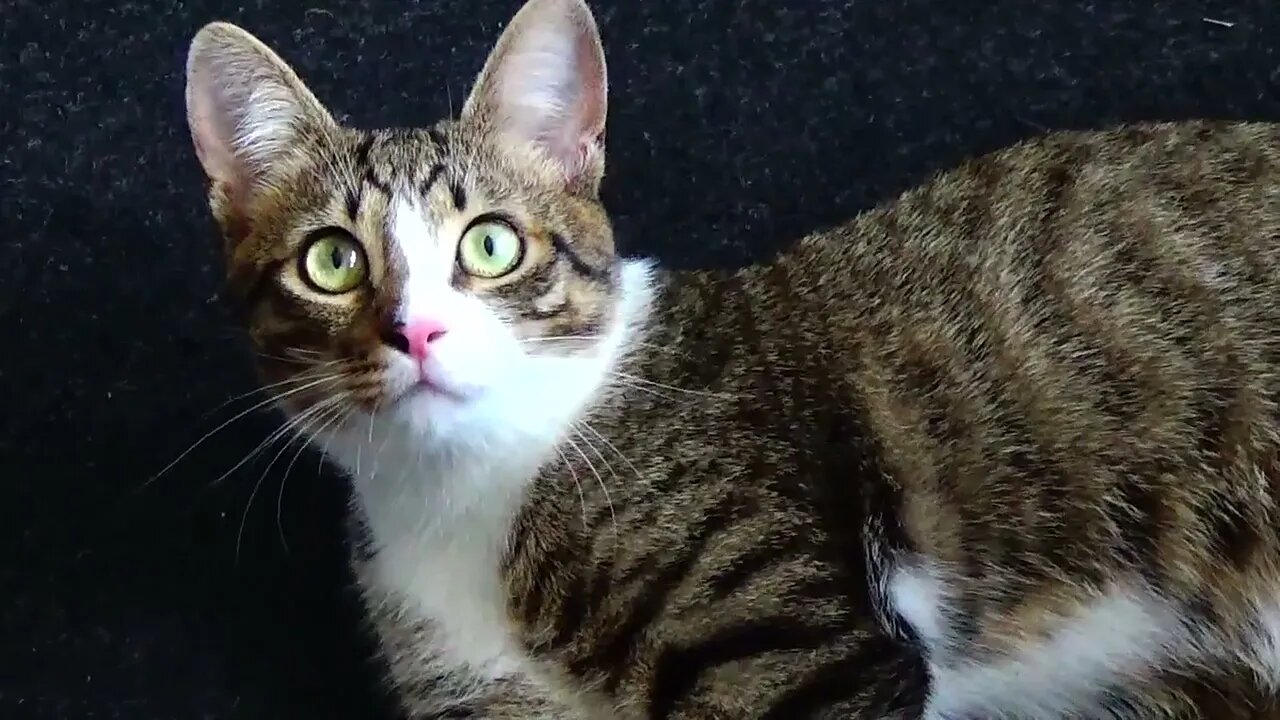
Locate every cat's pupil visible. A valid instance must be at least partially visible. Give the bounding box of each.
[330,247,344,269]
[483,235,495,257]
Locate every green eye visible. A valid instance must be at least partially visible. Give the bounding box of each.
[301,231,367,294]
[458,219,523,279]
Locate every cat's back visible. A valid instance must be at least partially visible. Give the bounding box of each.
[632,121,1280,575]
[521,119,1280,719]
[794,118,1280,681]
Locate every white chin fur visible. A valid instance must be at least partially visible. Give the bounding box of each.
[322,257,656,523]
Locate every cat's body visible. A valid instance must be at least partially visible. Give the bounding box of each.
[184,1,1280,717]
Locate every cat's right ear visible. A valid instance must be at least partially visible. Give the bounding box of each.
[185,22,334,196]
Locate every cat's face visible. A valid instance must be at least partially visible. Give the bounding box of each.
[185,0,649,447]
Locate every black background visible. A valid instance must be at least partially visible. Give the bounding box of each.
[4,1,1280,718]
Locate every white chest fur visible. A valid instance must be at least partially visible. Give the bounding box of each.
[368,509,517,675]
[334,424,535,678]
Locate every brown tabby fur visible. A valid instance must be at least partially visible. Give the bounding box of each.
[187,1,1280,718]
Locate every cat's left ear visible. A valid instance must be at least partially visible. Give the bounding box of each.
[185,22,335,197]
[462,0,608,194]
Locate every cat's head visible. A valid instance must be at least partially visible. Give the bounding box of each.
[184,0,652,455]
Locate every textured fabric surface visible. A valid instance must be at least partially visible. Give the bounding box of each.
[3,0,1280,717]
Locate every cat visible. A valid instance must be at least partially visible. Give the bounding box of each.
[183,0,1280,717]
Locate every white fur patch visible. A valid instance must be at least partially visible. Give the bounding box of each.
[316,199,656,676]
[1246,595,1280,690]
[930,593,1191,718]
[887,565,947,647]
[890,566,1211,719]
[391,194,456,292]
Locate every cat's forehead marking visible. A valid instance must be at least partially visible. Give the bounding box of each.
[344,128,459,219]
[391,194,460,320]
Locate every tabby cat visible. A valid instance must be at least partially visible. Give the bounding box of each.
[184,0,1280,717]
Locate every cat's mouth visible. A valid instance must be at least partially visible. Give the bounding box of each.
[411,377,466,402]
[393,371,472,406]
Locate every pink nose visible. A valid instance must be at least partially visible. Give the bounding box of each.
[401,319,447,360]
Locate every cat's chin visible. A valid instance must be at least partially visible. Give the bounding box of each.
[379,382,493,441]
[398,378,471,406]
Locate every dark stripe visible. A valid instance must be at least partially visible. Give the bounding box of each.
[647,619,837,720]
[1194,378,1237,464]
[345,139,370,220]
[566,495,739,685]
[759,637,914,719]
[956,153,1002,238]
[449,177,467,211]
[262,319,330,360]
[551,232,610,282]
[238,257,288,311]
[345,184,362,221]
[1039,161,1073,223]
[489,260,556,301]
[861,645,930,716]
[427,127,448,149]
[504,515,535,576]
[579,559,617,623]
[530,462,616,649]
[356,134,390,197]
[517,537,579,624]
[421,164,445,200]
[550,526,638,649]
[650,459,693,498]
[1208,502,1263,570]
[364,166,392,197]
[704,531,803,601]
[806,402,885,616]
[544,539,619,651]
[354,135,375,167]
[1113,479,1167,587]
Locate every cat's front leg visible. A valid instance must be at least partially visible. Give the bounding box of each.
[638,629,925,720]
[385,675,581,720]
[442,678,584,720]
[520,604,926,719]
[377,643,585,719]
[360,586,584,719]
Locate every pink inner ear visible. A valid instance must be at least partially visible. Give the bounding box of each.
[189,110,235,185]
[563,133,599,183]
[186,59,251,188]
[473,3,607,185]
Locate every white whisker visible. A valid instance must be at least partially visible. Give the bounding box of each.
[611,371,738,399]
[573,422,619,485]
[210,393,339,494]
[198,364,350,420]
[233,395,342,564]
[608,380,682,404]
[557,446,589,529]
[277,397,354,555]
[317,404,356,474]
[519,335,669,352]
[578,421,644,486]
[140,374,345,491]
[565,432,616,539]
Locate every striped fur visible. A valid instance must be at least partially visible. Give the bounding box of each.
[187,1,1280,718]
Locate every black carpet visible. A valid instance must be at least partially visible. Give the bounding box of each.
[3,1,1279,717]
